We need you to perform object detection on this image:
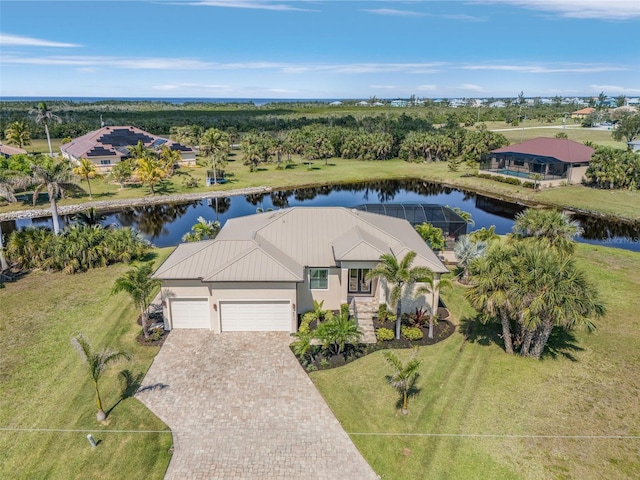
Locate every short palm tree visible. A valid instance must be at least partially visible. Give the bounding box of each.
[415,274,453,339]
[158,145,182,176]
[71,333,131,421]
[315,311,361,355]
[30,160,77,234]
[72,158,98,198]
[366,251,432,340]
[73,207,106,227]
[453,235,488,284]
[182,216,220,242]
[134,157,165,194]
[29,102,61,155]
[383,349,421,414]
[0,170,30,270]
[111,262,160,338]
[4,120,31,148]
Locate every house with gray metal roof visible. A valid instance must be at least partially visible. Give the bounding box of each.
[60,126,196,171]
[154,207,448,333]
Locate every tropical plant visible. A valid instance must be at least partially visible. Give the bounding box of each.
[4,120,31,147]
[468,225,500,243]
[109,160,134,189]
[415,222,446,251]
[415,275,453,339]
[111,262,160,338]
[128,140,156,161]
[182,216,220,242]
[158,145,182,176]
[30,159,77,234]
[72,158,99,197]
[375,327,395,342]
[366,251,433,340]
[453,235,488,284]
[611,111,640,144]
[134,157,166,194]
[314,311,361,355]
[383,349,421,414]
[71,333,131,420]
[73,207,106,227]
[29,101,61,155]
[448,206,475,226]
[511,208,581,255]
[0,169,30,270]
[200,128,230,184]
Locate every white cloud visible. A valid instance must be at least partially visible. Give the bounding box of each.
[370,85,397,89]
[441,14,487,22]
[416,84,438,91]
[1,55,216,69]
[460,63,629,73]
[460,83,485,92]
[364,8,426,17]
[153,82,230,91]
[177,1,318,12]
[589,85,640,95]
[0,33,80,48]
[477,1,640,20]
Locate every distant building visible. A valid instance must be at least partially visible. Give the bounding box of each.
[60,126,196,171]
[489,101,506,108]
[629,140,640,153]
[390,100,408,107]
[571,107,595,119]
[329,101,342,106]
[0,143,27,158]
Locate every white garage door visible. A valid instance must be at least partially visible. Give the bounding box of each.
[220,301,291,332]
[170,298,210,329]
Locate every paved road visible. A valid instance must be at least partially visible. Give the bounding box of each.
[137,330,378,480]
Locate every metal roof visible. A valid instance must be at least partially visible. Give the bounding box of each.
[490,137,595,164]
[154,207,448,282]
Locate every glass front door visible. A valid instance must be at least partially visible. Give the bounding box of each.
[348,268,372,294]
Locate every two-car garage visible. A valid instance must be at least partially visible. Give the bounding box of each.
[168,298,293,332]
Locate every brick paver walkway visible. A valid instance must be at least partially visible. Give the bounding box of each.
[136,331,378,480]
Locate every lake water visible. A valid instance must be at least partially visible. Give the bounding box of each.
[3,180,639,252]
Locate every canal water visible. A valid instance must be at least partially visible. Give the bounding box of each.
[3,179,639,252]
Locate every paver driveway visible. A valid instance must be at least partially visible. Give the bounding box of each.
[136,330,378,480]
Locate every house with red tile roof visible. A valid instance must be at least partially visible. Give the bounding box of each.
[571,107,595,119]
[479,137,594,187]
[60,126,196,171]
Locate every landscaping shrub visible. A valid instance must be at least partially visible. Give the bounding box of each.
[401,326,424,341]
[376,327,395,342]
[377,304,396,323]
[340,303,350,318]
[477,172,522,186]
[522,181,536,189]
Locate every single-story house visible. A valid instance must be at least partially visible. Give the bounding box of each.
[0,143,27,158]
[479,137,594,187]
[60,126,196,171]
[571,107,595,119]
[153,207,448,333]
[629,140,640,152]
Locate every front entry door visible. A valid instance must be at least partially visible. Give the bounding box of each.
[348,268,372,294]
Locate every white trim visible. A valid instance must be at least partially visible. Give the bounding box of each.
[308,267,329,291]
[217,299,294,332]
[168,297,211,330]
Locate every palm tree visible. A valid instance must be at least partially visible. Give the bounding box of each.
[182,216,220,242]
[453,235,487,284]
[415,274,453,339]
[511,208,581,255]
[134,157,165,194]
[111,262,160,338]
[200,128,230,184]
[383,349,421,414]
[71,333,131,421]
[512,245,605,359]
[315,311,361,355]
[30,160,77,234]
[73,207,106,227]
[128,140,155,161]
[366,251,433,340]
[465,243,519,354]
[158,145,181,176]
[4,120,31,148]
[29,102,61,155]
[0,170,30,270]
[72,158,98,198]
[448,206,475,226]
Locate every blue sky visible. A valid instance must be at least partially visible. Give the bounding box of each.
[0,0,639,99]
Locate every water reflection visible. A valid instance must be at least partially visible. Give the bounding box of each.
[4,179,640,252]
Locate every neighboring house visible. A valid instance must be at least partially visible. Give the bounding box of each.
[489,101,506,108]
[390,100,408,107]
[571,107,595,119]
[60,126,196,171]
[629,140,640,152]
[0,143,27,158]
[479,137,594,187]
[153,207,448,333]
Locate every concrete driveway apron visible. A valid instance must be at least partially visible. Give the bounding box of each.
[137,330,378,480]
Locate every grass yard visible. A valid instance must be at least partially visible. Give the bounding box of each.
[311,244,640,479]
[0,248,175,480]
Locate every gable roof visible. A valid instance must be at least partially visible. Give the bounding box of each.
[572,107,595,115]
[154,207,448,282]
[0,143,27,157]
[60,126,194,160]
[490,137,595,163]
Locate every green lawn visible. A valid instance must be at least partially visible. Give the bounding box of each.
[0,249,175,480]
[3,152,639,222]
[311,244,640,479]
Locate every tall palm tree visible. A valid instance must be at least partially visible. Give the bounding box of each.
[200,128,230,184]
[29,102,61,155]
[453,235,487,284]
[182,216,220,242]
[4,120,31,148]
[134,157,165,194]
[465,243,519,354]
[72,158,98,198]
[111,262,160,338]
[30,160,77,234]
[383,349,421,414]
[415,274,453,339]
[71,333,131,421]
[366,251,433,340]
[158,145,181,176]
